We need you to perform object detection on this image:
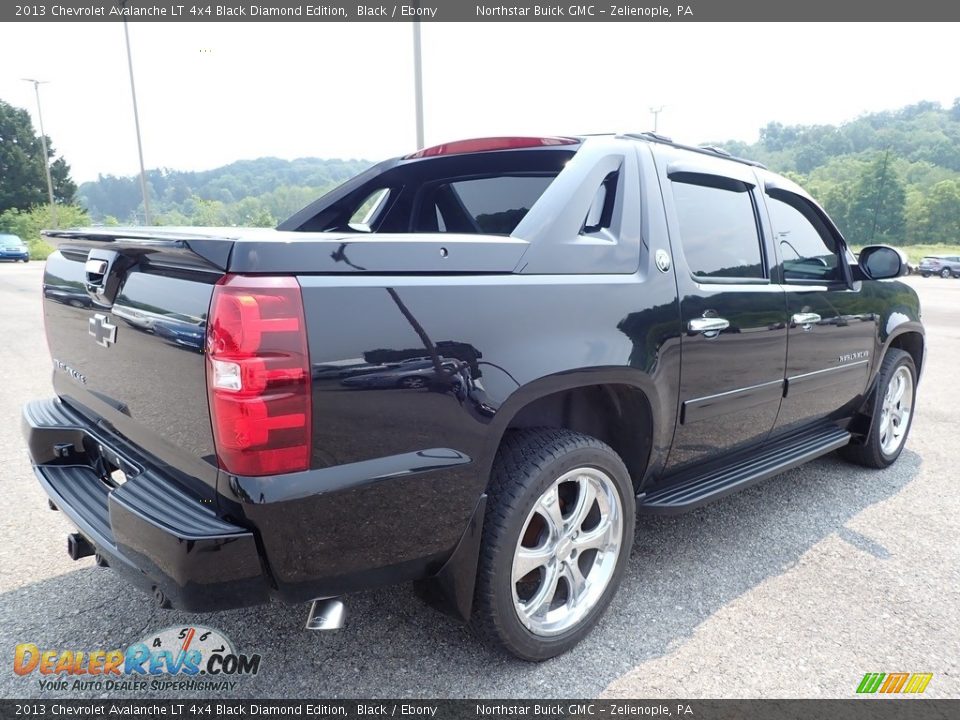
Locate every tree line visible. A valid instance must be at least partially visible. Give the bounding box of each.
[3,95,960,253]
[77,156,370,227]
[716,99,960,245]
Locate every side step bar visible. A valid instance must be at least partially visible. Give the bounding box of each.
[639,424,851,515]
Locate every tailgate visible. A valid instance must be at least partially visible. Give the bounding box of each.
[40,230,232,495]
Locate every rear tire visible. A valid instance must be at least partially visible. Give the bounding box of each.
[921,273,930,278]
[841,349,917,469]
[471,428,635,661]
[941,268,951,278]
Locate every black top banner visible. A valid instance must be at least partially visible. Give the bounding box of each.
[5,0,960,22]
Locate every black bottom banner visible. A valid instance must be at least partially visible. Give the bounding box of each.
[0,700,956,720]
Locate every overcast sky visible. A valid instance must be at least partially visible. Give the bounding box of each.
[2,22,958,182]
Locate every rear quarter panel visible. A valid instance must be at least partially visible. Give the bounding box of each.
[224,270,682,599]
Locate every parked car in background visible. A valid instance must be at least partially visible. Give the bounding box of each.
[919,254,960,278]
[0,234,30,262]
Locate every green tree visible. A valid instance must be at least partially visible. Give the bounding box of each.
[228,196,275,227]
[822,183,855,238]
[0,204,91,259]
[0,100,47,212]
[907,180,960,244]
[845,153,907,244]
[50,157,77,204]
[189,198,229,226]
[0,99,77,214]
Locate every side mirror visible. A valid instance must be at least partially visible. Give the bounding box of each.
[857,245,907,280]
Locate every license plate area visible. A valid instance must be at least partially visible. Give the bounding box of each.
[80,435,141,489]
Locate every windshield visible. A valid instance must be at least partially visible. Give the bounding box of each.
[0,235,25,247]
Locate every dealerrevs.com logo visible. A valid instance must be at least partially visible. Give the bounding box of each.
[14,625,261,693]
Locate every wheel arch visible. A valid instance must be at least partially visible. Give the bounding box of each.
[885,327,925,380]
[850,327,924,442]
[480,368,670,493]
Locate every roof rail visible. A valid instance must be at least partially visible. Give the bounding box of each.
[625,132,767,169]
[699,144,731,157]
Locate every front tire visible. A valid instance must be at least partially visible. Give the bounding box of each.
[472,428,635,661]
[841,349,917,469]
[941,268,952,278]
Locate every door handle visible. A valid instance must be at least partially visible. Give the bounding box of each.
[792,312,821,330]
[688,317,730,338]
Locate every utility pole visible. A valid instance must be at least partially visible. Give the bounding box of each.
[21,78,57,228]
[412,19,425,149]
[870,148,891,243]
[121,1,152,225]
[650,106,664,133]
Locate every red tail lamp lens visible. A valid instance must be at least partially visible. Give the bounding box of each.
[206,275,311,476]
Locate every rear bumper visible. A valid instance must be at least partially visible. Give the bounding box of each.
[22,397,487,619]
[22,398,271,611]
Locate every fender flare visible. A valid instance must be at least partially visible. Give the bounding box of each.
[477,366,671,489]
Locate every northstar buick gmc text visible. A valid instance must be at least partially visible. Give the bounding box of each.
[23,133,923,660]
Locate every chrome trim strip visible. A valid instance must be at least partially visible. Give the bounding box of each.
[788,359,869,383]
[686,378,784,405]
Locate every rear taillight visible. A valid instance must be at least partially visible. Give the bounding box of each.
[206,275,311,476]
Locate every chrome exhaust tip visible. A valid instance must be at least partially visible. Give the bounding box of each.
[305,598,346,631]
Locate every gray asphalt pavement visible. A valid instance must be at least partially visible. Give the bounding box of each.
[0,261,956,699]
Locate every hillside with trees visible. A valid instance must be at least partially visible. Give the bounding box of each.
[77,156,370,227]
[6,97,960,259]
[714,99,960,246]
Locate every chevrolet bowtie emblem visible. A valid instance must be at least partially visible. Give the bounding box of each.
[88,313,117,348]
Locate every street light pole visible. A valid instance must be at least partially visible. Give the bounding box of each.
[121,4,152,225]
[22,78,57,228]
[412,20,424,150]
[650,106,664,133]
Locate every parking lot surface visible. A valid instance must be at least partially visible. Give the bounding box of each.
[0,261,956,698]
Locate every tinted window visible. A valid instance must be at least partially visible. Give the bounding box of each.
[419,175,556,235]
[767,194,841,282]
[348,188,391,232]
[671,179,764,279]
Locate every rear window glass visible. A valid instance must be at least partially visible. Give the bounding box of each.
[418,175,556,235]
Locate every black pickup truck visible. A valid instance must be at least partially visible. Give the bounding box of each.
[24,134,923,661]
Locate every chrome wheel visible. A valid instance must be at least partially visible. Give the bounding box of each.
[512,467,624,637]
[879,365,913,456]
